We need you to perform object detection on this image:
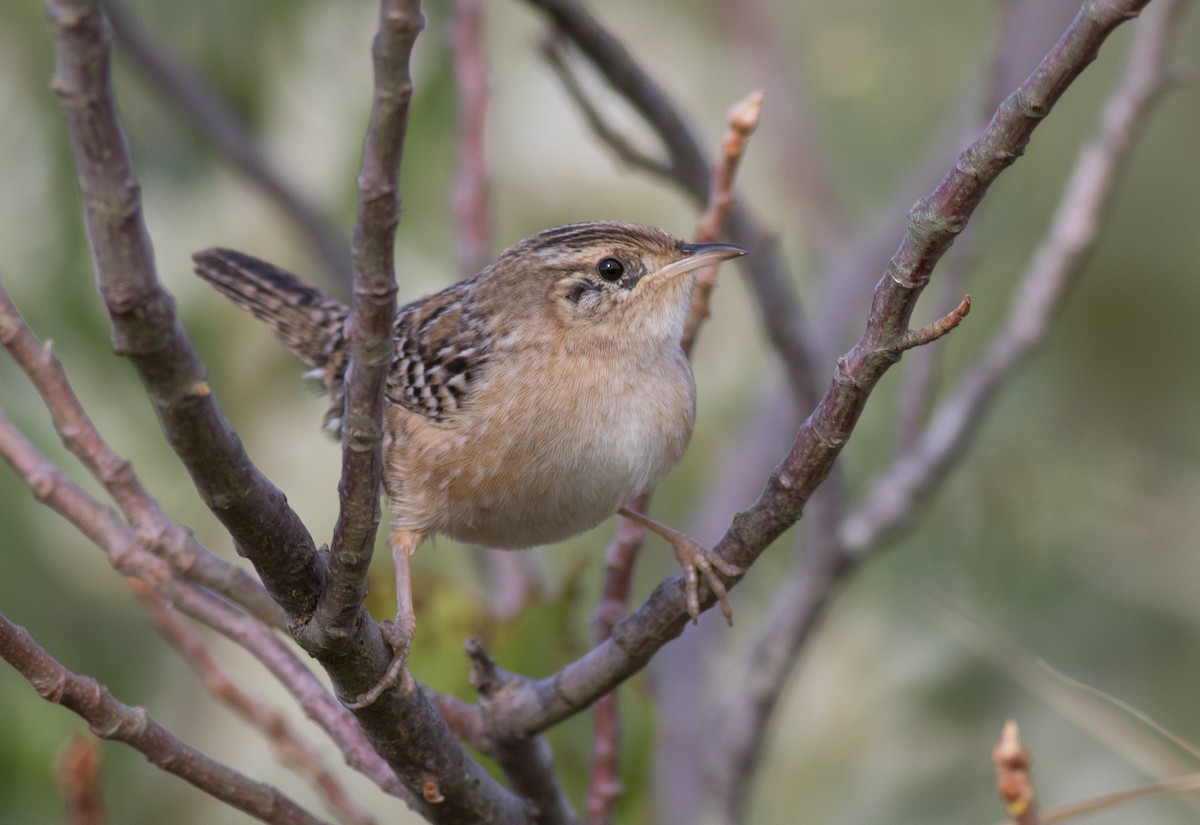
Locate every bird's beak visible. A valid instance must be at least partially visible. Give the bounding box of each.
[651,241,747,282]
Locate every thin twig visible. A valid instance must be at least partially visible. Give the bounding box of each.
[451,0,492,277]
[0,407,413,803]
[681,90,764,357]
[706,0,852,252]
[934,602,1200,788]
[103,0,354,287]
[585,495,647,825]
[1038,772,1200,823]
[0,612,331,825]
[894,232,979,450]
[539,36,673,178]
[0,284,284,629]
[467,639,577,825]
[480,0,1152,742]
[132,582,380,825]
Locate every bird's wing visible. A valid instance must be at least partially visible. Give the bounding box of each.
[387,280,490,425]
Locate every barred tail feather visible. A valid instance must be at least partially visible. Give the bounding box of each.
[191,248,349,371]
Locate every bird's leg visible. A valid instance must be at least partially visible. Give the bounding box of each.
[343,525,421,710]
[390,525,421,642]
[617,506,742,625]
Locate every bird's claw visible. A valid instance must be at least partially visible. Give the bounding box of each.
[343,619,413,710]
[671,537,742,625]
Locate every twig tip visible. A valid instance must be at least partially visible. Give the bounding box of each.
[728,90,765,134]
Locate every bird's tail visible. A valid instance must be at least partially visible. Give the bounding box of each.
[192,248,350,383]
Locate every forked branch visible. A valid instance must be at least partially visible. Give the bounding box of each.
[482,0,1153,741]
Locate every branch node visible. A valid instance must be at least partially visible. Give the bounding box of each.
[897,294,972,352]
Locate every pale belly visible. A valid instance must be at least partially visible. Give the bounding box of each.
[384,353,695,548]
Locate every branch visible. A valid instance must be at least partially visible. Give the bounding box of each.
[585,497,647,824]
[467,639,577,825]
[706,1,1190,817]
[163,579,415,804]
[451,0,493,277]
[538,36,673,179]
[44,0,323,621]
[706,0,852,252]
[482,0,1152,740]
[839,0,1188,557]
[277,5,529,819]
[0,405,413,804]
[0,284,284,629]
[103,0,354,287]
[0,612,331,825]
[319,0,423,641]
[133,582,380,825]
[681,90,764,356]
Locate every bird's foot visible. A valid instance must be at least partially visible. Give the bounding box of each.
[618,506,742,624]
[343,527,421,710]
[344,619,413,710]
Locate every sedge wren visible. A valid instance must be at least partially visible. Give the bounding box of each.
[193,221,745,626]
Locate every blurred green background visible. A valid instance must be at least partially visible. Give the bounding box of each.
[2,0,1199,823]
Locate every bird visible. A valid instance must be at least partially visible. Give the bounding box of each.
[192,221,746,634]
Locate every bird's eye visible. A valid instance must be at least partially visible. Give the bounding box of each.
[597,257,625,282]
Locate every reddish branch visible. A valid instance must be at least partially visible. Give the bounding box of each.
[58,735,106,825]
[0,613,329,825]
[132,582,380,825]
[0,286,283,629]
[0,397,410,804]
[585,497,647,824]
[451,0,492,277]
[681,90,765,356]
